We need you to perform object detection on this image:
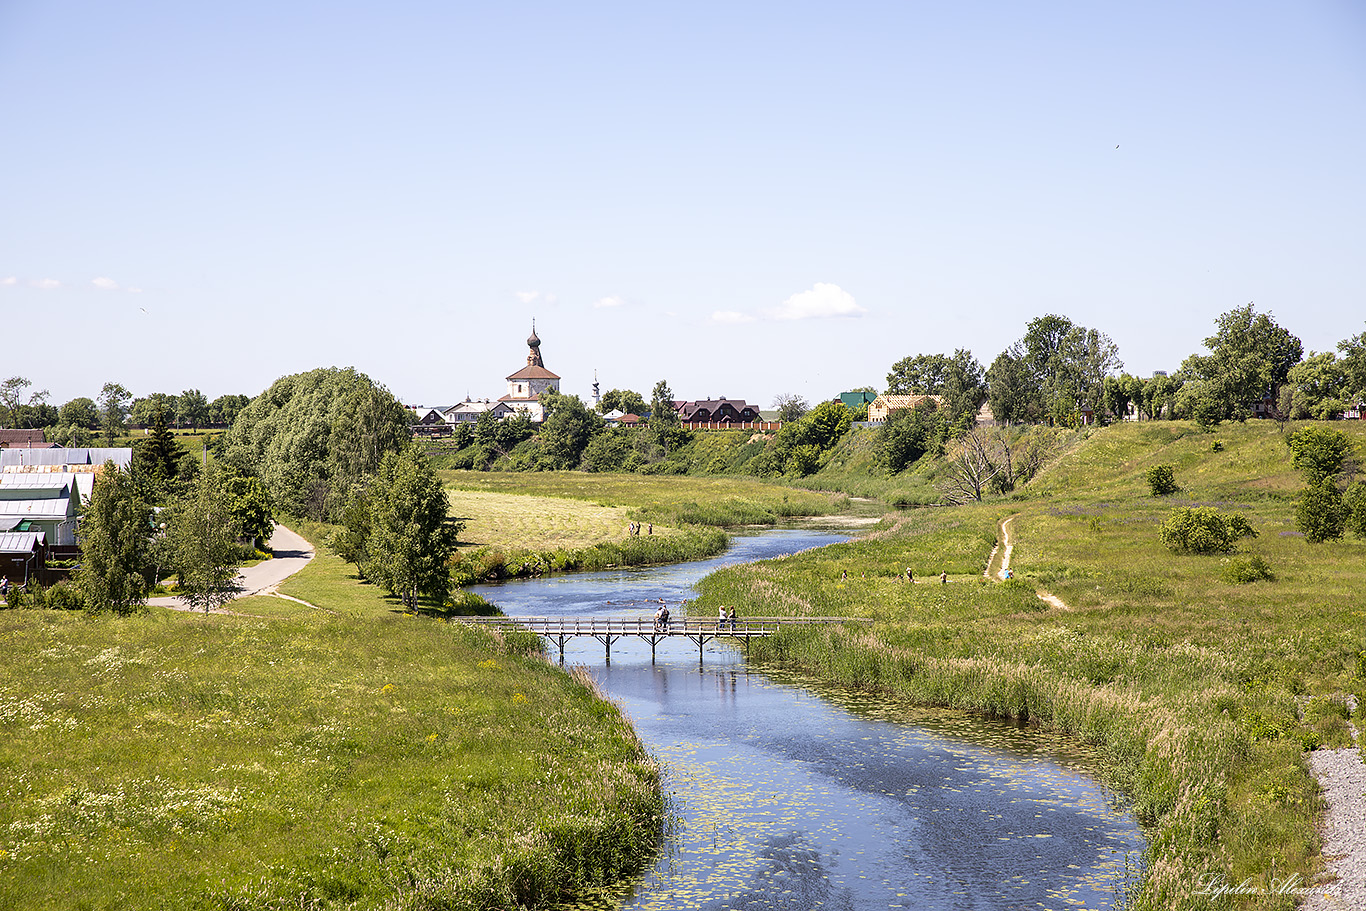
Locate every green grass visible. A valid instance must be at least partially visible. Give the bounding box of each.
[439,470,849,526]
[687,419,1366,911]
[0,525,663,910]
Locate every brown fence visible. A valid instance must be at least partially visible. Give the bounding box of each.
[681,421,782,431]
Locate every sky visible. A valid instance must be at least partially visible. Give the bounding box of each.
[2,1,1364,410]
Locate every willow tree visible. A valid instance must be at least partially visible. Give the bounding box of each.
[222,368,410,521]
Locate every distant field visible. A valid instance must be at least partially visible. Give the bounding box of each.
[439,470,849,527]
[448,488,652,551]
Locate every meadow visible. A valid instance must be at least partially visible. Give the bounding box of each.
[439,471,844,583]
[0,524,664,910]
[689,420,1366,911]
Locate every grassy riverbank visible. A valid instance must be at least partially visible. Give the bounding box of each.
[0,525,664,910]
[690,420,1366,911]
[440,471,845,582]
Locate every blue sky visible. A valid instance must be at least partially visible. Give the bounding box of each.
[2,1,1363,409]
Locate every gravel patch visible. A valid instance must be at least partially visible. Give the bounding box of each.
[1303,696,1365,911]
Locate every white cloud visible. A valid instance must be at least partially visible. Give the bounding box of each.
[30,278,60,290]
[766,282,866,320]
[0,276,16,286]
[593,295,626,309]
[92,277,119,290]
[712,310,756,324]
[515,290,559,306]
[128,287,143,293]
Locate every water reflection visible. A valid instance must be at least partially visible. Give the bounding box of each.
[473,530,1143,910]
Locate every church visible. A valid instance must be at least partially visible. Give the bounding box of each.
[498,322,561,422]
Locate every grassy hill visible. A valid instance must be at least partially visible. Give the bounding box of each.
[687,419,1366,911]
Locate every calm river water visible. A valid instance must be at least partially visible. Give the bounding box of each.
[472,529,1144,911]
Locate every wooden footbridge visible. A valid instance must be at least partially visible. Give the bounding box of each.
[456,615,868,662]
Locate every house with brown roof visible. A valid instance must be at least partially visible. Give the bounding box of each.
[674,398,762,424]
[0,429,50,449]
[867,394,944,423]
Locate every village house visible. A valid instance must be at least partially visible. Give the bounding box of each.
[674,398,762,425]
[866,394,944,423]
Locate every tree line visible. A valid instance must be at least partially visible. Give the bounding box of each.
[15,368,459,617]
[0,378,252,444]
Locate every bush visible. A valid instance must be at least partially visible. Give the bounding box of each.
[1159,506,1257,554]
[1146,465,1178,496]
[1345,481,1366,538]
[1221,554,1275,584]
[1287,425,1353,483]
[1296,477,1348,543]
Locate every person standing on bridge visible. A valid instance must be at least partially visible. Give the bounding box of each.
[718,604,727,628]
[726,605,736,630]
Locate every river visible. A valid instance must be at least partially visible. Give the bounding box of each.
[472,529,1144,911]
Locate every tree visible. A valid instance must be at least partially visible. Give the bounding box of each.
[223,473,275,547]
[177,389,210,430]
[1345,481,1366,538]
[1283,352,1349,420]
[58,397,100,430]
[1337,325,1366,403]
[164,466,242,613]
[0,377,30,426]
[1296,478,1348,543]
[0,377,51,428]
[886,350,986,428]
[75,462,153,615]
[98,382,133,444]
[131,404,186,501]
[1287,426,1353,483]
[1180,304,1303,420]
[597,388,647,416]
[363,445,461,610]
[773,393,809,424]
[940,429,1004,504]
[210,394,251,426]
[648,380,687,454]
[986,352,1038,426]
[537,392,603,469]
[877,399,947,474]
[130,392,178,428]
[222,368,411,521]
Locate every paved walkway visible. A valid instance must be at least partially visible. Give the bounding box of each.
[148,523,315,611]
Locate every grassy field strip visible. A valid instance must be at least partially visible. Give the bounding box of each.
[447,488,649,551]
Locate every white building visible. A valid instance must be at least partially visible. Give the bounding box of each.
[497,323,560,422]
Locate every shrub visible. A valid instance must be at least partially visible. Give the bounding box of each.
[1211,440,1224,452]
[1146,464,1178,496]
[1296,477,1348,543]
[1345,481,1366,538]
[1221,554,1275,584]
[1159,506,1257,554]
[1287,425,1353,483]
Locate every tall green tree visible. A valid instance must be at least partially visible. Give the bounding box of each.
[130,393,178,427]
[165,466,243,613]
[75,462,153,615]
[1180,304,1303,421]
[177,389,210,429]
[885,350,986,427]
[222,368,411,521]
[0,377,51,428]
[772,393,810,423]
[648,379,687,454]
[99,382,133,444]
[210,394,251,426]
[1337,325,1366,403]
[537,392,603,469]
[877,398,948,474]
[597,388,647,416]
[131,404,185,501]
[58,397,100,430]
[363,445,461,610]
[986,352,1038,425]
